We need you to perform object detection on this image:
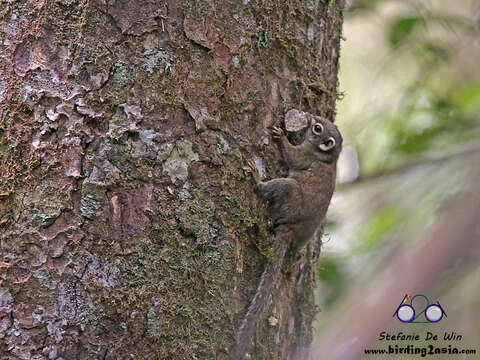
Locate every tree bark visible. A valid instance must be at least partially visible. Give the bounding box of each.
[0,0,344,359]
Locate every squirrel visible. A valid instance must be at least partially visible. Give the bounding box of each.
[230,113,343,360]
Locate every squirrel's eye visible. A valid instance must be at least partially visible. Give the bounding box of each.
[312,123,324,135]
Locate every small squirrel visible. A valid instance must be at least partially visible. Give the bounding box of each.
[230,114,343,360]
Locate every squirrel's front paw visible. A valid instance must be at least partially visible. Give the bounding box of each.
[272,126,285,140]
[245,159,260,184]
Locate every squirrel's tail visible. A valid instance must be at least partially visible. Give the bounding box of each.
[229,228,291,360]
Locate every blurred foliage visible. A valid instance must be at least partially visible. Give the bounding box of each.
[316,256,346,307]
[339,0,480,173]
[315,0,480,343]
[355,206,403,252]
[388,15,424,46]
[347,0,388,13]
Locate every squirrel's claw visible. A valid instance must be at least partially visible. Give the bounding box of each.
[246,159,260,184]
[272,126,285,140]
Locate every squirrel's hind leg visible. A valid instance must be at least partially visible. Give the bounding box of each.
[257,178,299,203]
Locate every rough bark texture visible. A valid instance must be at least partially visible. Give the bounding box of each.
[0,0,344,359]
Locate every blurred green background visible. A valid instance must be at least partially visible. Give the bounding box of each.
[313,1,480,358]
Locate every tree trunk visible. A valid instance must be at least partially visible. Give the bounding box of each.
[0,0,344,359]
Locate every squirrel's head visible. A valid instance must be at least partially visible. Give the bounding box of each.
[305,115,343,163]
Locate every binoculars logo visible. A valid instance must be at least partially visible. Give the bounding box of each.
[394,294,447,323]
